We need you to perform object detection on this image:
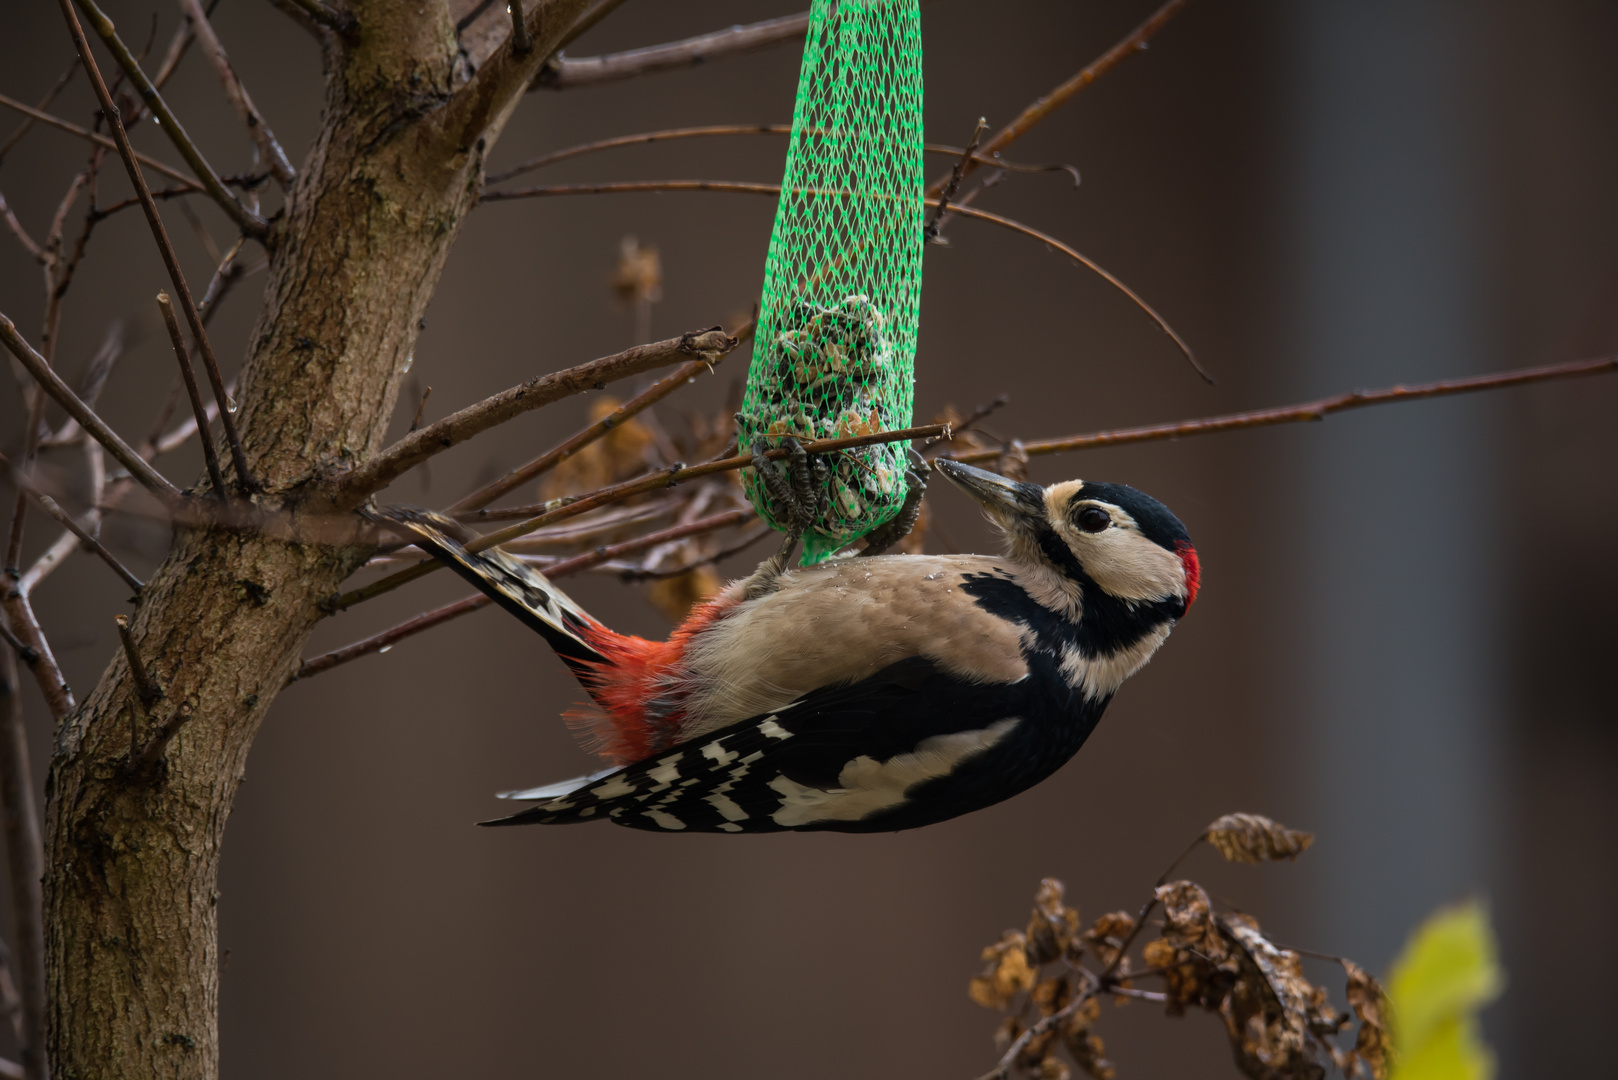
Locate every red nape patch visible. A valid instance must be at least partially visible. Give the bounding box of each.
[563,596,736,766]
[1175,541,1201,612]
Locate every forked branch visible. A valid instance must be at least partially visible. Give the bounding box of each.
[0,313,179,500]
[533,11,809,90]
[179,0,296,186]
[68,0,267,236]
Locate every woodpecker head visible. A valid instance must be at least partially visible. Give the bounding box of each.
[934,459,1200,619]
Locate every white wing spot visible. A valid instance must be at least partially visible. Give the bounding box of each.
[758,717,792,740]
[592,774,637,800]
[704,792,750,822]
[717,822,743,832]
[701,740,739,767]
[643,809,686,830]
[645,760,682,786]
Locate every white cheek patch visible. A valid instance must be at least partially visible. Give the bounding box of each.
[766,718,1020,826]
[1053,509,1185,603]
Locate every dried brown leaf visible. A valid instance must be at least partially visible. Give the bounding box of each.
[1082,910,1136,968]
[971,930,1037,1010]
[642,564,722,623]
[1156,880,1221,955]
[1142,938,1179,970]
[610,236,662,307]
[994,1015,1024,1053]
[1027,878,1082,965]
[1031,975,1074,1017]
[540,397,657,500]
[1341,960,1389,1080]
[1205,813,1315,865]
[1031,1056,1071,1080]
[1217,914,1327,1080]
[1057,995,1102,1038]
[1064,1028,1116,1080]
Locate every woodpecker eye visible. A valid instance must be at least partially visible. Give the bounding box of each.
[1075,506,1111,533]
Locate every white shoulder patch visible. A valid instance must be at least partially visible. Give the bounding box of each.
[767,717,1021,827]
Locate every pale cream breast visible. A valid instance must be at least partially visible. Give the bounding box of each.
[675,554,1032,739]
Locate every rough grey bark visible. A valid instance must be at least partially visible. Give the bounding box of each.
[41,2,590,1075]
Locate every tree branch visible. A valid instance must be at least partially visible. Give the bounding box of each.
[281,0,348,32]
[0,592,74,723]
[0,92,199,188]
[155,292,228,497]
[327,423,946,610]
[480,179,1205,381]
[179,0,296,186]
[931,0,1192,197]
[328,327,737,505]
[0,649,45,1080]
[448,348,734,513]
[0,192,45,265]
[0,312,180,500]
[942,355,1618,464]
[57,0,259,490]
[533,10,809,90]
[484,123,1080,188]
[301,507,753,678]
[68,0,267,236]
[0,453,143,595]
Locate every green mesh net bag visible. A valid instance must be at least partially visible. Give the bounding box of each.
[738,0,924,564]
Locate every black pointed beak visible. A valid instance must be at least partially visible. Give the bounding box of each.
[935,459,1045,519]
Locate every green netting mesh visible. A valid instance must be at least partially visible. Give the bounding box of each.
[738,0,924,564]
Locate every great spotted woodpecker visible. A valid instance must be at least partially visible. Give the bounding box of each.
[378,454,1198,833]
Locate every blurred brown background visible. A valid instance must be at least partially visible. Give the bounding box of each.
[2,0,1615,1075]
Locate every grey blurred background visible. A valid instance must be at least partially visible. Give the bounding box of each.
[2,0,1615,1076]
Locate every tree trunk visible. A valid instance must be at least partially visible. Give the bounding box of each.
[41,3,585,1073]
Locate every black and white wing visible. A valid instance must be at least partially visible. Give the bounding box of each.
[482,655,1090,834]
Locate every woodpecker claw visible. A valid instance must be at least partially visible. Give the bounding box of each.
[858,449,931,557]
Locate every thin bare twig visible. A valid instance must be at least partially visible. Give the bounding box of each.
[480,179,1205,380]
[485,123,1080,186]
[330,327,739,505]
[509,0,533,55]
[179,0,296,185]
[0,92,197,188]
[449,351,730,514]
[56,0,259,489]
[932,0,1192,198]
[0,453,143,594]
[534,10,809,90]
[943,355,1618,464]
[68,0,267,235]
[0,192,45,264]
[114,615,163,707]
[0,649,46,1080]
[408,385,433,431]
[0,313,180,499]
[327,423,946,610]
[301,507,754,678]
[0,591,74,723]
[925,117,987,243]
[0,59,77,166]
[282,0,347,32]
[156,292,228,497]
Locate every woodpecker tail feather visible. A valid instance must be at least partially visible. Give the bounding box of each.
[369,506,608,677]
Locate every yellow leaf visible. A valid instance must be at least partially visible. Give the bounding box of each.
[1387,899,1504,1080]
